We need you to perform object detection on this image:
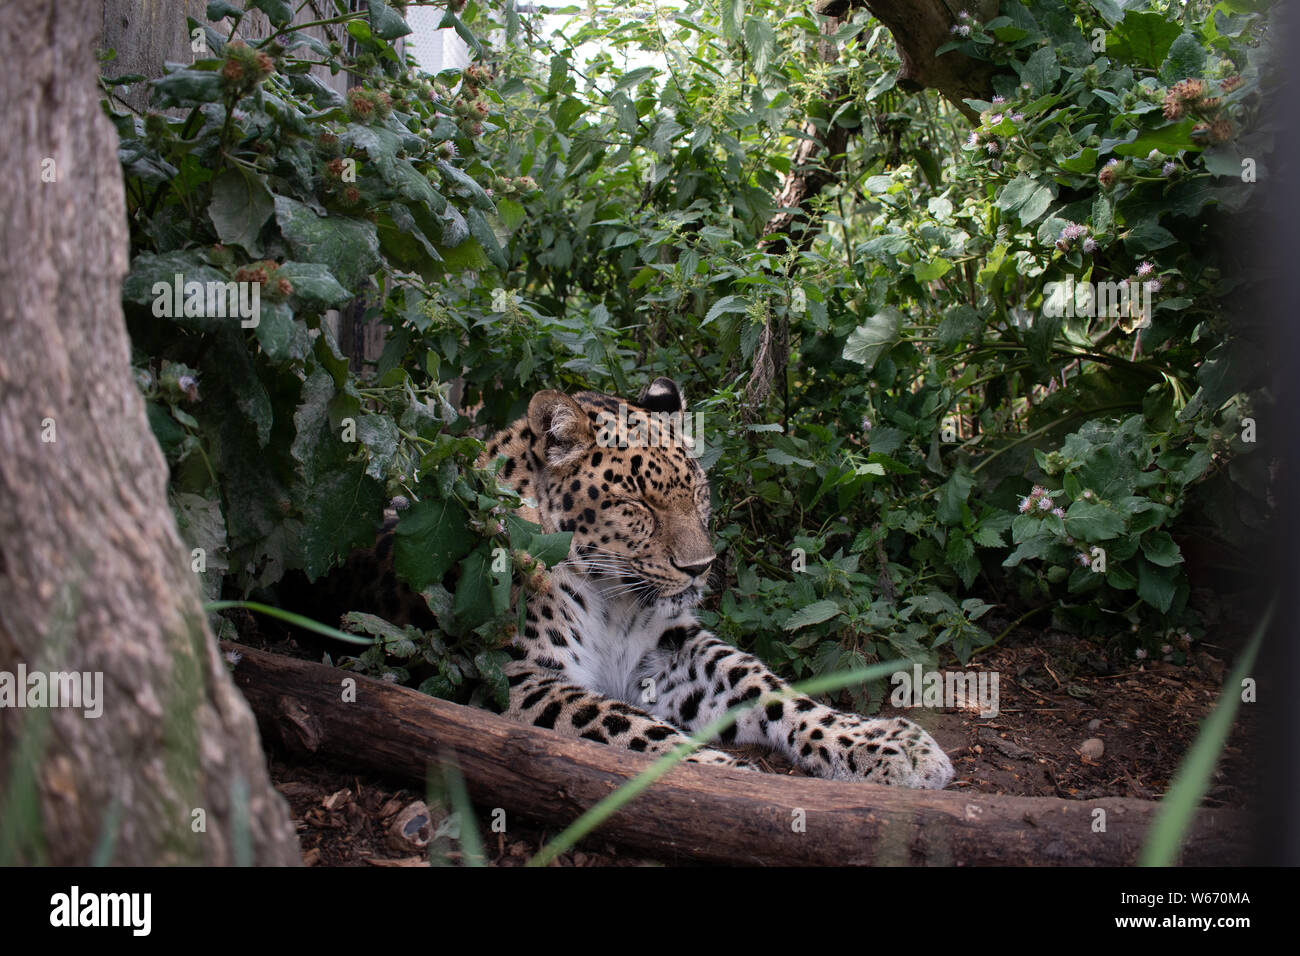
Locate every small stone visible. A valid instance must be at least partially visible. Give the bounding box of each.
[1080,737,1104,760]
[1087,718,1102,732]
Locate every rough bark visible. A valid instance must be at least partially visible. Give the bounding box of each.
[815,0,999,116]
[0,0,300,866]
[227,642,1249,866]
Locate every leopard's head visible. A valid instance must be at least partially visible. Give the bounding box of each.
[522,378,713,609]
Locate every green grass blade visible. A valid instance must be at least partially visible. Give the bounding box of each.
[527,659,908,867]
[203,600,374,646]
[1139,601,1272,866]
[440,756,487,867]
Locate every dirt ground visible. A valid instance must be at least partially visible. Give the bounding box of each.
[254,586,1257,866]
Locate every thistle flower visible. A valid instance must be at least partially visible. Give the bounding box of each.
[1136,261,1154,277]
[1135,648,1147,659]
[985,140,1000,155]
[1019,497,1033,513]
[1161,161,1177,177]
[1052,507,1066,519]
[1209,117,1234,143]
[1038,497,1053,511]
[1082,237,1098,254]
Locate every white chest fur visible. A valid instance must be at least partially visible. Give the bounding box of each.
[551,568,691,704]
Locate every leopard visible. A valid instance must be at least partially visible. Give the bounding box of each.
[472,376,955,789]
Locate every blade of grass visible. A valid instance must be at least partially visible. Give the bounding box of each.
[1139,600,1272,866]
[440,754,487,867]
[527,660,908,867]
[203,600,374,646]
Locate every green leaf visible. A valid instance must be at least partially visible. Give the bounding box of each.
[767,448,815,468]
[937,305,982,349]
[367,0,412,40]
[527,532,573,568]
[936,470,973,526]
[996,174,1054,225]
[1108,10,1182,66]
[912,257,952,282]
[253,300,295,361]
[150,68,223,108]
[208,168,274,255]
[206,1,243,21]
[273,194,380,290]
[275,261,350,312]
[249,0,292,27]
[453,547,497,630]
[782,599,843,632]
[743,18,776,74]
[1123,220,1177,254]
[547,55,569,97]
[703,295,748,325]
[1058,147,1098,174]
[1140,530,1183,567]
[1064,501,1126,540]
[842,308,902,369]
[496,198,526,232]
[1136,557,1179,613]
[466,206,507,270]
[1020,47,1060,95]
[613,66,658,93]
[435,160,496,211]
[395,498,474,591]
[356,414,399,480]
[1160,32,1206,83]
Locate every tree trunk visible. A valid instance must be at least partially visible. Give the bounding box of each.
[0,0,300,866]
[815,0,999,117]
[228,643,1248,866]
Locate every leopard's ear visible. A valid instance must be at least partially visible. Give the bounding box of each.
[527,390,594,468]
[637,377,686,414]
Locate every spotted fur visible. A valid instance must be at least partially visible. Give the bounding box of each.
[476,378,954,788]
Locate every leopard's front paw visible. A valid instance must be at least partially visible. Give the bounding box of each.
[832,717,954,789]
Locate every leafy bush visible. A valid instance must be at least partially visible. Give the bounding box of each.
[108,0,1277,711]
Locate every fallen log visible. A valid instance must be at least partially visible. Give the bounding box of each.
[224,642,1248,866]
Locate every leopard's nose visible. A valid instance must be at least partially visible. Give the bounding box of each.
[671,556,714,578]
